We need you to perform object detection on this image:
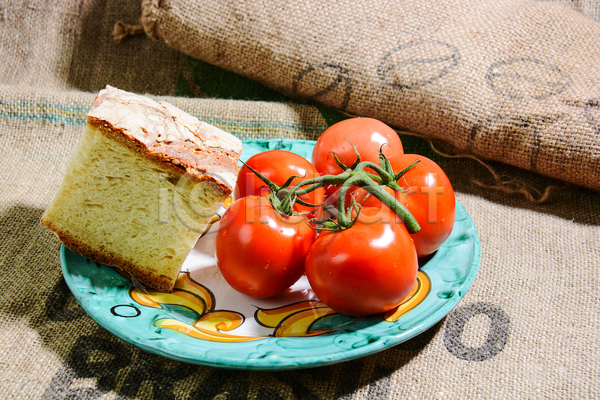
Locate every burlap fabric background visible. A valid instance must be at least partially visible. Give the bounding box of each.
[1,1,599,399]
[141,0,600,192]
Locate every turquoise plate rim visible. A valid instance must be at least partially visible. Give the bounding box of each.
[61,138,480,371]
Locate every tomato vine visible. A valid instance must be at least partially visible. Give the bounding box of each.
[241,143,422,234]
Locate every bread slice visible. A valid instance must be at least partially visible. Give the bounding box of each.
[41,86,242,292]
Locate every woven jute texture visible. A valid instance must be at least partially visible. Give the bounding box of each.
[0,0,188,95]
[142,0,600,192]
[1,1,599,399]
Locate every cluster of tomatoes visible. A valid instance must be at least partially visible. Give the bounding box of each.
[214,118,455,317]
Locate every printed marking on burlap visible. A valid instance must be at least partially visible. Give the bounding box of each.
[41,303,510,398]
[43,336,200,398]
[584,98,600,133]
[464,96,598,178]
[377,40,460,90]
[44,335,333,399]
[443,302,510,362]
[469,114,546,171]
[292,62,352,110]
[562,97,600,134]
[485,58,572,100]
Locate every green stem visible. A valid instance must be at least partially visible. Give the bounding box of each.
[243,150,422,233]
[293,182,326,198]
[354,161,388,180]
[393,159,421,181]
[285,170,353,198]
[336,174,366,228]
[352,175,421,234]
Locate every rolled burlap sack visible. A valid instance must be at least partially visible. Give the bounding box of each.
[140,0,600,191]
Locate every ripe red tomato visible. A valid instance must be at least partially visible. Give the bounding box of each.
[354,155,455,257]
[234,150,325,218]
[304,207,418,316]
[312,118,404,198]
[215,196,316,298]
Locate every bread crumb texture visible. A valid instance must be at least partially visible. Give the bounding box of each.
[41,86,242,292]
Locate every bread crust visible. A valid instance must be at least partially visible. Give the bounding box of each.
[42,86,243,292]
[87,85,243,194]
[42,218,176,292]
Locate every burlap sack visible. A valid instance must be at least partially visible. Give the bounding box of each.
[141,0,600,192]
[2,83,599,399]
[0,0,188,95]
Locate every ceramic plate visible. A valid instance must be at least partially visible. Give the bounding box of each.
[61,139,480,370]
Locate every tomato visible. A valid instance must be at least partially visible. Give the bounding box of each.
[215,196,316,298]
[234,150,325,218]
[354,155,455,257]
[311,118,404,198]
[304,207,418,316]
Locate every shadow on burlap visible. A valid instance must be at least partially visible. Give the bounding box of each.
[0,86,440,399]
[1,83,598,399]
